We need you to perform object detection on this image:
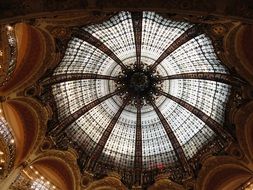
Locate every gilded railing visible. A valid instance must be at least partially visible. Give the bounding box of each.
[11,166,59,190]
[0,25,17,87]
[0,116,16,178]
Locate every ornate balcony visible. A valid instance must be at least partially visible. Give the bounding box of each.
[0,115,16,178]
[0,25,17,87]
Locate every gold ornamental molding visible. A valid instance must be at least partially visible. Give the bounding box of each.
[234,101,253,164]
[196,155,253,190]
[148,173,185,190]
[2,97,48,167]
[85,174,128,190]
[30,148,81,190]
[13,97,48,154]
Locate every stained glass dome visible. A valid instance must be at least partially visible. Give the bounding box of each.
[43,11,234,187]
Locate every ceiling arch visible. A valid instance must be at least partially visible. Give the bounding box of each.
[197,156,253,190]
[30,149,81,190]
[2,97,48,166]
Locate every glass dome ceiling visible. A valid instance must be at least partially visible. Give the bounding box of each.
[43,11,234,186]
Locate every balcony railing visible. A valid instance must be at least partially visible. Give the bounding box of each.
[0,25,17,87]
[11,166,59,190]
[0,116,16,177]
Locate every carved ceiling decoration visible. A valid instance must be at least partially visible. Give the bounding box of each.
[1,0,253,24]
[0,0,253,190]
[1,1,253,189]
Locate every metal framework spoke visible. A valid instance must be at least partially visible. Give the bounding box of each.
[50,88,125,136]
[73,29,128,70]
[160,72,243,85]
[158,90,233,141]
[132,12,143,68]
[134,98,142,185]
[149,25,202,71]
[149,100,193,174]
[41,73,117,86]
[88,95,130,170]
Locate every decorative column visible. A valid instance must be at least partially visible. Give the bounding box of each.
[0,163,26,190]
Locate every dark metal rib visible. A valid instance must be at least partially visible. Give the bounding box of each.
[149,100,193,175]
[132,12,143,68]
[149,25,202,71]
[41,73,117,86]
[158,90,233,141]
[73,29,128,70]
[160,72,243,86]
[50,88,125,136]
[134,98,142,185]
[88,95,130,169]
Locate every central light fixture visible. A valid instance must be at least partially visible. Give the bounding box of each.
[116,62,162,105]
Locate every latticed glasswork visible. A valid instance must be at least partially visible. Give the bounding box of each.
[0,116,16,172]
[44,11,234,187]
[31,179,51,190]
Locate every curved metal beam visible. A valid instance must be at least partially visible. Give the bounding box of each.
[88,95,130,170]
[158,90,233,141]
[149,100,193,175]
[41,73,117,86]
[134,98,142,185]
[132,12,143,68]
[50,88,125,136]
[160,72,244,86]
[73,29,128,70]
[149,25,202,71]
